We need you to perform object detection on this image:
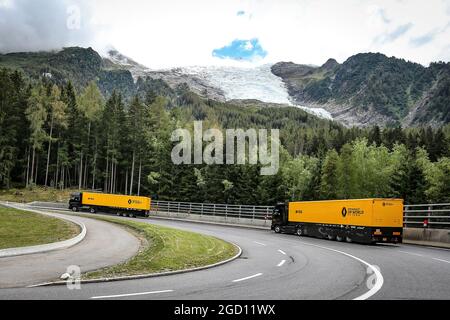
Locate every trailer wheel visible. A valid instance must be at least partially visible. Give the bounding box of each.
[116,212,121,216]
[296,228,303,236]
[274,225,281,233]
[128,213,135,218]
[90,207,96,214]
[345,237,353,243]
[336,235,344,242]
[327,234,335,240]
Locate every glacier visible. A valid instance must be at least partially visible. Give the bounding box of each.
[179,64,333,120]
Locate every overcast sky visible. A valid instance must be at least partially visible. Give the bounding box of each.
[1,0,449,68]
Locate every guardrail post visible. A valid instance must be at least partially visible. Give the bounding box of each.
[201,203,204,216]
[428,205,432,228]
[225,205,228,219]
[252,206,255,220]
[177,202,180,213]
[404,206,408,228]
[239,205,241,219]
[213,204,216,216]
[168,202,171,213]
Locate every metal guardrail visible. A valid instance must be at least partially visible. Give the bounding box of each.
[404,203,450,229]
[151,201,450,229]
[151,200,273,220]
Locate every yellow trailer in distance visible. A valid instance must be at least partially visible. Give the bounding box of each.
[271,199,403,244]
[69,192,151,217]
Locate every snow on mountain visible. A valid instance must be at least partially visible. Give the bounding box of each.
[103,49,333,120]
[179,64,291,105]
[178,64,333,120]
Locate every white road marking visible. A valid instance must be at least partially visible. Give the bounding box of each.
[232,273,263,283]
[298,241,384,301]
[278,250,287,255]
[277,260,286,267]
[399,250,424,257]
[91,289,174,299]
[432,258,450,264]
[400,251,450,264]
[253,241,267,246]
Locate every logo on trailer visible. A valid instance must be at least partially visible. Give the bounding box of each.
[128,199,132,205]
[342,207,347,218]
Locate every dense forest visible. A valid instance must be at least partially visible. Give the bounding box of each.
[0,68,449,205]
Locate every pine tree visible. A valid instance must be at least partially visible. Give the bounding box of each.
[320,149,340,199]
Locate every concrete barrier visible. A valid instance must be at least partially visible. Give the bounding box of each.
[403,228,450,248]
[151,210,272,229]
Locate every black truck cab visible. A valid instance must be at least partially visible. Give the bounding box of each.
[69,192,82,212]
[271,202,288,233]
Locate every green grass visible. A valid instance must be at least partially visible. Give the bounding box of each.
[80,215,239,279]
[0,206,80,250]
[0,187,79,203]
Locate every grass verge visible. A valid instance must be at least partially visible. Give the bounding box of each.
[0,187,78,203]
[0,206,80,250]
[80,215,239,279]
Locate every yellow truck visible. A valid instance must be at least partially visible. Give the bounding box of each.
[271,199,403,244]
[69,192,151,217]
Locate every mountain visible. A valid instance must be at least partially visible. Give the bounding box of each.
[1,47,448,127]
[272,53,450,127]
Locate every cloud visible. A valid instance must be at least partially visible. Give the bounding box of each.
[410,31,437,47]
[212,38,267,61]
[0,0,95,53]
[374,23,414,44]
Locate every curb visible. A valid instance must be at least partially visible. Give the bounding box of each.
[29,242,243,287]
[0,202,87,258]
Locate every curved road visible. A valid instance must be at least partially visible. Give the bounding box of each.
[0,211,449,299]
[0,212,140,288]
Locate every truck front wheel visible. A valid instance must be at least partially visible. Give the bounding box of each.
[274,225,282,233]
[89,207,96,214]
[72,206,79,212]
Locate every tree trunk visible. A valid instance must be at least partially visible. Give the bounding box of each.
[137,159,142,196]
[129,150,135,195]
[55,142,60,188]
[125,169,128,195]
[44,116,54,187]
[35,156,39,185]
[92,142,97,190]
[26,147,30,188]
[104,156,109,192]
[78,152,83,190]
[84,122,91,189]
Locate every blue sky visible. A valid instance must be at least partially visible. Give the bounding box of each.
[212,38,267,61]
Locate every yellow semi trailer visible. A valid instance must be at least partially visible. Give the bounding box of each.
[271,199,403,244]
[69,192,151,217]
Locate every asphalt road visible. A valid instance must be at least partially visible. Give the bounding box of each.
[0,212,140,288]
[0,210,449,300]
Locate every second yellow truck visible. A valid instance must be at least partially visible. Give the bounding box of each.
[271,199,403,244]
[69,192,151,217]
